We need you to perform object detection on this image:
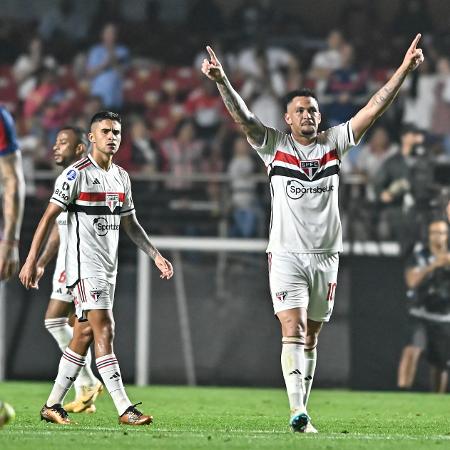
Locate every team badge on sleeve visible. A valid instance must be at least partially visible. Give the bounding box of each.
[66,169,77,181]
[276,291,288,302]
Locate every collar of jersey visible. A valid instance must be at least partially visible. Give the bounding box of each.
[87,154,113,172]
[290,134,318,149]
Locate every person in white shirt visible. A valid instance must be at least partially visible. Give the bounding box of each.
[202,34,424,432]
[33,126,102,414]
[20,111,173,426]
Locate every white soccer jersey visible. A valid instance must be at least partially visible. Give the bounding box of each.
[53,211,68,284]
[50,155,135,286]
[250,121,356,253]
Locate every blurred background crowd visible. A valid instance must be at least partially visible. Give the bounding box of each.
[1,0,450,251]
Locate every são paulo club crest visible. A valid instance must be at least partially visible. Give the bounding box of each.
[90,290,103,302]
[299,159,320,180]
[276,291,288,302]
[106,192,120,212]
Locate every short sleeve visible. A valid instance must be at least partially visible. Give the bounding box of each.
[120,171,135,216]
[0,108,19,157]
[322,121,356,159]
[50,167,80,210]
[247,127,285,166]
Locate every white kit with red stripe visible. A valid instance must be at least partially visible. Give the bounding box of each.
[50,155,135,287]
[249,121,356,253]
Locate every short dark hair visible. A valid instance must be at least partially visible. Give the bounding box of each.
[282,89,318,111]
[90,111,121,128]
[59,125,88,147]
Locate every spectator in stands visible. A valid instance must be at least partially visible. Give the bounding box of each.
[373,124,425,246]
[85,23,129,110]
[12,36,57,102]
[346,126,396,240]
[323,43,369,127]
[240,47,286,131]
[184,77,225,140]
[23,68,72,148]
[236,37,295,80]
[160,118,204,190]
[38,0,89,61]
[353,126,396,201]
[431,56,450,155]
[127,116,159,173]
[308,30,345,95]
[228,136,258,238]
[401,58,437,133]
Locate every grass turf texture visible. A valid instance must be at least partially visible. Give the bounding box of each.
[1,382,449,449]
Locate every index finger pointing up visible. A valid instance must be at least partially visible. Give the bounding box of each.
[206,46,218,63]
[409,33,422,52]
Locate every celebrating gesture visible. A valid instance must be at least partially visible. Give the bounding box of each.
[402,33,425,72]
[201,34,425,433]
[201,46,226,82]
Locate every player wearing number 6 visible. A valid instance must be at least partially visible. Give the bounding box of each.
[202,34,424,432]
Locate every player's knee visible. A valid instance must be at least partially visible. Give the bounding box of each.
[281,317,307,338]
[78,325,94,343]
[96,322,115,343]
[305,334,318,350]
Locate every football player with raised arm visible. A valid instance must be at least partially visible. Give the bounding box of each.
[202,35,424,432]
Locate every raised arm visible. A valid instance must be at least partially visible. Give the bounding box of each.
[121,213,173,280]
[19,203,62,289]
[0,151,25,280]
[201,46,266,147]
[351,33,424,143]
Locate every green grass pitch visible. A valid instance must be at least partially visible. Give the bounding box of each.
[1,381,449,449]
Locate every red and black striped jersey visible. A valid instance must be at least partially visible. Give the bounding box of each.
[50,155,134,286]
[249,121,356,253]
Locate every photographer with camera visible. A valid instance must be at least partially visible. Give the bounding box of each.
[398,218,450,393]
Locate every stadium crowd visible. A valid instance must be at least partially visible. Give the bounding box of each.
[0,0,449,244]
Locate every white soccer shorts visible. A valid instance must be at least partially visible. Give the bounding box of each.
[51,269,75,303]
[73,278,116,321]
[268,252,339,322]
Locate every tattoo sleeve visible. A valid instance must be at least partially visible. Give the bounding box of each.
[216,76,266,146]
[0,152,25,242]
[366,67,409,118]
[122,214,159,260]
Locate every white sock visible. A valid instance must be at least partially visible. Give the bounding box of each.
[44,318,72,352]
[96,353,131,415]
[304,348,317,407]
[281,337,306,416]
[47,348,85,407]
[74,348,99,395]
[45,318,98,395]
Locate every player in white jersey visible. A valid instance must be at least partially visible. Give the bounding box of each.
[20,111,173,426]
[202,35,424,432]
[33,126,102,413]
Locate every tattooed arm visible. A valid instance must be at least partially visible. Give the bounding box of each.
[121,213,173,280]
[201,46,266,147]
[0,151,25,280]
[351,33,424,143]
